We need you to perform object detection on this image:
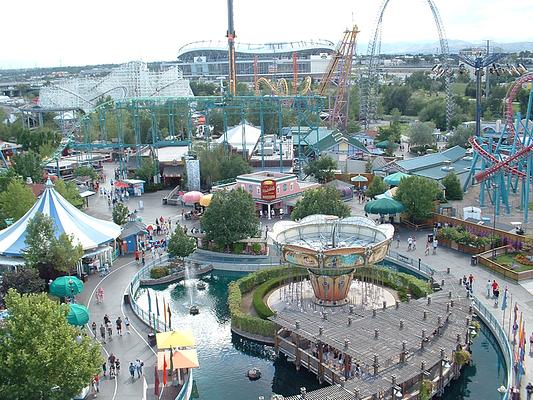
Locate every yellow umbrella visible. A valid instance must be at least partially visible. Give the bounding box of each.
[199,193,213,207]
[156,330,196,349]
[157,349,199,370]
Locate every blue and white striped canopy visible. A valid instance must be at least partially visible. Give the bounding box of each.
[0,180,121,257]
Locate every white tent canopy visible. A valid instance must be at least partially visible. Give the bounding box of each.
[216,121,261,156]
[0,180,121,257]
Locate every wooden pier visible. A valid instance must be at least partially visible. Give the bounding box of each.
[272,271,475,399]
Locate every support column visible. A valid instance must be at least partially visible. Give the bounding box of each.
[267,203,272,220]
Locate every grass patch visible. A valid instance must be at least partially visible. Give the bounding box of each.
[493,253,533,273]
[451,83,467,96]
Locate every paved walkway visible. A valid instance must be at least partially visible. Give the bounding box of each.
[393,228,533,398]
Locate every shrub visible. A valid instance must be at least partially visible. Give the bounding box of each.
[251,243,262,255]
[150,267,170,279]
[355,266,432,300]
[232,242,245,255]
[438,226,491,247]
[144,183,163,193]
[454,349,471,366]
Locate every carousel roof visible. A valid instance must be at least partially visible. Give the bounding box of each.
[0,180,121,257]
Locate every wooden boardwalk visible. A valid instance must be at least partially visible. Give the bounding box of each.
[272,271,476,399]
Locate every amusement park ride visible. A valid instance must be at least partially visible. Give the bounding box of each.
[465,72,533,223]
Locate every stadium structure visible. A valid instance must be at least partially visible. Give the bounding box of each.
[39,61,194,111]
[175,40,336,81]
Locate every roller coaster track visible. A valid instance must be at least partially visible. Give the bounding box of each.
[40,124,78,169]
[473,73,533,182]
[254,77,310,96]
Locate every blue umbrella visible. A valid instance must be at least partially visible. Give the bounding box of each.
[384,172,410,186]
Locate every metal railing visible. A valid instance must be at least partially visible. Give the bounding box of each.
[386,249,513,400]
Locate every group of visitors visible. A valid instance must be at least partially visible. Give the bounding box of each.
[462,274,475,294]
[486,279,501,306]
[91,314,130,344]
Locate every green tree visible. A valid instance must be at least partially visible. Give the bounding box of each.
[419,99,446,130]
[23,213,83,279]
[135,158,156,183]
[0,178,36,225]
[405,71,433,91]
[201,189,259,247]
[112,203,129,225]
[381,85,413,114]
[447,125,473,148]
[442,172,463,200]
[54,179,84,208]
[197,144,251,187]
[167,225,197,261]
[0,290,101,400]
[395,176,440,223]
[12,150,42,183]
[303,155,337,183]
[409,121,435,148]
[291,187,350,220]
[0,268,45,297]
[74,166,97,180]
[365,176,388,199]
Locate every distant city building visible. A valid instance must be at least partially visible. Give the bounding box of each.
[175,40,336,81]
[39,61,193,111]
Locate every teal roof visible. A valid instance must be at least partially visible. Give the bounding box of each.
[310,132,369,156]
[290,127,333,147]
[394,146,467,173]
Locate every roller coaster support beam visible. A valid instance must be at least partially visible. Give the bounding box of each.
[226,0,237,95]
[456,53,504,137]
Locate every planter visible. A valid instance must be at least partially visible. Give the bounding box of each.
[457,243,484,255]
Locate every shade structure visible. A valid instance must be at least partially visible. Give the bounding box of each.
[364,197,405,215]
[199,194,213,207]
[182,191,203,205]
[376,140,397,149]
[350,175,368,183]
[50,276,84,297]
[156,330,196,349]
[67,304,89,326]
[0,179,121,257]
[157,349,199,370]
[383,172,410,186]
[114,181,129,189]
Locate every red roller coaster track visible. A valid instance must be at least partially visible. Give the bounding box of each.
[473,73,533,182]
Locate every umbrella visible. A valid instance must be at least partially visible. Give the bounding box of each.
[156,330,196,349]
[199,194,213,207]
[157,349,199,369]
[154,365,160,396]
[364,197,405,215]
[182,191,203,205]
[67,304,89,326]
[351,175,368,183]
[376,140,398,149]
[383,172,410,186]
[50,276,84,298]
[114,181,129,189]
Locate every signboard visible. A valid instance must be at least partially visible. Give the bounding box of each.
[261,179,277,201]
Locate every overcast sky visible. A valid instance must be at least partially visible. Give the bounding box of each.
[2,0,532,69]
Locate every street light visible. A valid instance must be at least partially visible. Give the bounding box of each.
[491,183,499,260]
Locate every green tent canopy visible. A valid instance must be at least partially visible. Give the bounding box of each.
[383,171,410,186]
[67,304,90,326]
[375,140,398,149]
[364,197,405,215]
[49,276,84,298]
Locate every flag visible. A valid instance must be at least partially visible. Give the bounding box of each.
[156,295,160,317]
[147,289,152,314]
[501,288,508,311]
[154,365,160,396]
[518,312,523,347]
[163,355,168,386]
[167,304,172,330]
[163,297,167,326]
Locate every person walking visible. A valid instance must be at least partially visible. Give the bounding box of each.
[115,358,121,375]
[526,382,533,400]
[103,314,110,325]
[91,321,97,338]
[99,324,106,344]
[116,317,123,336]
[486,279,492,297]
[425,242,430,256]
[468,274,474,289]
[106,322,113,341]
[124,316,131,334]
[129,362,136,380]
[412,238,417,250]
[102,362,107,377]
[529,332,533,352]
[92,375,100,394]
[432,238,438,255]
[135,359,144,378]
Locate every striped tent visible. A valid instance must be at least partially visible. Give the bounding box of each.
[0,179,121,257]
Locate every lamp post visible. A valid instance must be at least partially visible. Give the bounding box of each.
[491,183,499,260]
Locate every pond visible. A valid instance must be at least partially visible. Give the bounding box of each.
[135,264,507,399]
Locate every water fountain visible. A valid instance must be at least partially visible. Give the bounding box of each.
[184,262,199,315]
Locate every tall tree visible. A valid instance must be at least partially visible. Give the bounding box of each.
[167,225,197,261]
[0,178,36,226]
[291,187,350,220]
[54,179,84,208]
[447,125,473,148]
[197,144,251,188]
[303,155,337,183]
[394,176,440,223]
[0,268,45,297]
[112,203,129,225]
[365,176,388,199]
[409,121,435,148]
[442,172,463,200]
[201,189,258,247]
[135,158,156,183]
[0,290,102,400]
[11,150,43,183]
[381,85,413,114]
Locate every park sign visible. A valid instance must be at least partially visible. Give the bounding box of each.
[261,179,277,201]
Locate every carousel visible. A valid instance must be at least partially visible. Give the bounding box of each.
[0,179,121,275]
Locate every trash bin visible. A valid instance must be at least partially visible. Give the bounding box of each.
[471,255,478,265]
[81,273,88,283]
[123,293,130,305]
[148,333,156,347]
[139,200,144,210]
[427,234,434,243]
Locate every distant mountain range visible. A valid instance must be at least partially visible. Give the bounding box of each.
[358,40,533,54]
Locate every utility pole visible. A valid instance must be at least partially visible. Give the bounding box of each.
[226,0,237,96]
[485,40,491,98]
